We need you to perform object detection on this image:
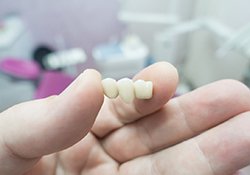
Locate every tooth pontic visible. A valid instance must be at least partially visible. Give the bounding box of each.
[102,78,119,98]
[134,80,153,99]
[117,78,135,103]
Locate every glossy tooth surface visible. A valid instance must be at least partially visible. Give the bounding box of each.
[134,80,153,99]
[102,78,119,98]
[117,78,135,103]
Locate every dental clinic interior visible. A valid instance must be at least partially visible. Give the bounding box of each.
[0,0,250,111]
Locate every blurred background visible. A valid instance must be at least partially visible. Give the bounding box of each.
[1,0,250,173]
[0,0,250,113]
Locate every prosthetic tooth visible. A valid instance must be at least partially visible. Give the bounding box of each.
[101,77,154,103]
[134,80,153,99]
[117,78,135,103]
[102,78,119,98]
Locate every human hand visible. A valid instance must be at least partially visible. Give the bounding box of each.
[1,62,250,175]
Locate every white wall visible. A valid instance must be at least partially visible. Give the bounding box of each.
[185,0,250,87]
[194,0,250,29]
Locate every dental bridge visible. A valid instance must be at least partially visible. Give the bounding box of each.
[102,78,153,103]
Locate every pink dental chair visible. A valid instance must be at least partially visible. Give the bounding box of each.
[0,57,73,99]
